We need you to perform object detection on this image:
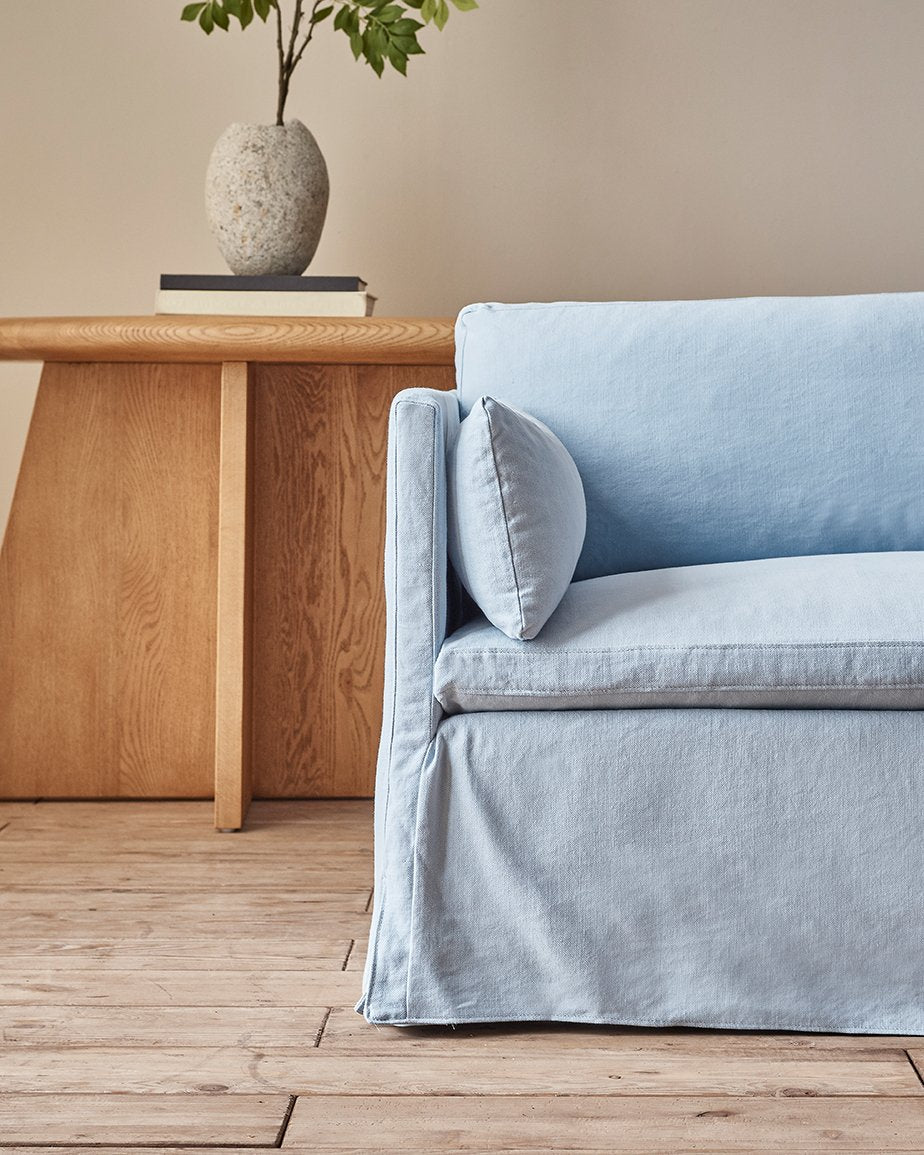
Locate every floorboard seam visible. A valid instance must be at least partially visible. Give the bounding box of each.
[341,940,355,971]
[906,1049,924,1089]
[0,822,9,835]
[314,1007,332,1047]
[364,889,373,913]
[274,1092,298,1147]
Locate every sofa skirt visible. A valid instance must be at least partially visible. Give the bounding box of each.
[359,708,924,1032]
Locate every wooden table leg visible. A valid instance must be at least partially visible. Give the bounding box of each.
[214,362,254,831]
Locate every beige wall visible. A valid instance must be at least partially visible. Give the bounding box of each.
[2,0,924,537]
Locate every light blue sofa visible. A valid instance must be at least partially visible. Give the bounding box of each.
[358,294,924,1032]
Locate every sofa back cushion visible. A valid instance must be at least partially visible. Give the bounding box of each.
[455,294,924,580]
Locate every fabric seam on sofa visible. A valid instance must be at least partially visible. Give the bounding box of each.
[404,399,441,1025]
[441,684,924,694]
[361,402,405,1019]
[483,400,526,635]
[443,641,924,653]
[364,397,442,1024]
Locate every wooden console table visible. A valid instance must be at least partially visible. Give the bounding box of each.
[0,317,455,828]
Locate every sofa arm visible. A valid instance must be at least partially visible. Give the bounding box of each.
[361,388,460,1016]
[381,387,460,766]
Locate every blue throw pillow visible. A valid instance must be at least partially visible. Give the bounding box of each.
[447,396,586,640]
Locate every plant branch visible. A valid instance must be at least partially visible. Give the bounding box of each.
[276,0,327,124]
[284,0,304,78]
[275,1,287,124]
[288,1,324,75]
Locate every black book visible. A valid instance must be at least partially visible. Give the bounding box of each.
[160,274,367,292]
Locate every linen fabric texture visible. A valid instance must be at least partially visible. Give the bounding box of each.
[405,708,924,1033]
[360,292,924,1033]
[455,295,924,579]
[435,551,924,712]
[360,388,459,1010]
[447,396,586,640]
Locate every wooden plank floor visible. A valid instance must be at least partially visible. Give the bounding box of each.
[1,800,923,1152]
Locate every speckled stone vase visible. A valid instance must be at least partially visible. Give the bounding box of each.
[205,120,329,276]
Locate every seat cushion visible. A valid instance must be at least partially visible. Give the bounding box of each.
[433,552,924,712]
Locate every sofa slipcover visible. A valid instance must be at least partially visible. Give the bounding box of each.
[455,296,924,579]
[434,551,924,712]
[359,294,924,1032]
[405,709,924,1032]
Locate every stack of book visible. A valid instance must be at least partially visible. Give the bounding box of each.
[155,275,376,317]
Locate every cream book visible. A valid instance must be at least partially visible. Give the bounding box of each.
[155,288,376,317]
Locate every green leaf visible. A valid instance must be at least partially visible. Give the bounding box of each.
[390,17,423,33]
[253,0,273,19]
[333,5,349,29]
[239,0,254,26]
[375,4,403,22]
[366,22,387,52]
[449,0,477,9]
[420,0,436,20]
[199,5,214,32]
[434,0,449,29]
[404,0,424,7]
[364,44,385,75]
[387,43,407,73]
[211,2,231,29]
[392,33,424,52]
[349,29,363,58]
[181,2,207,21]
[362,25,385,73]
[313,4,334,20]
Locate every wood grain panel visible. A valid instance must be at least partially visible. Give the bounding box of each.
[0,968,360,1006]
[332,366,396,783]
[0,1150,320,1155]
[214,362,254,830]
[251,363,454,797]
[0,1005,329,1046]
[272,1055,922,1097]
[0,802,39,820]
[0,363,220,798]
[252,363,342,799]
[0,887,370,912]
[0,315,454,365]
[0,836,371,858]
[284,1094,924,1152]
[0,939,350,966]
[3,1048,917,1097]
[0,798,371,827]
[0,1093,289,1145]
[0,912,370,940]
[319,1007,917,1057]
[0,366,115,796]
[0,945,347,970]
[1,1150,319,1155]
[0,862,370,887]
